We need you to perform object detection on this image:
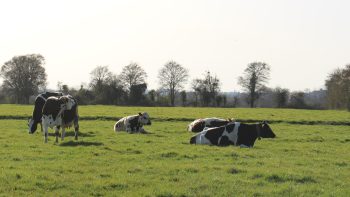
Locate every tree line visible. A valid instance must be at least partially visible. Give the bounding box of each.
[0,54,348,110]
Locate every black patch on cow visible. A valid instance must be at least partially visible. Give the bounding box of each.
[190,136,196,144]
[147,120,152,125]
[128,115,141,132]
[204,127,226,145]
[191,121,205,132]
[218,136,231,146]
[62,98,78,125]
[236,124,259,147]
[42,98,65,121]
[260,123,276,138]
[225,123,235,133]
[209,120,229,127]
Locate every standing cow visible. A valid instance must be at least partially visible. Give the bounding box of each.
[28,92,63,134]
[187,118,234,132]
[190,121,276,147]
[114,112,151,133]
[41,95,79,143]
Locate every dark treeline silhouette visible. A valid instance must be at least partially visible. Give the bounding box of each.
[0,54,346,110]
[325,64,350,111]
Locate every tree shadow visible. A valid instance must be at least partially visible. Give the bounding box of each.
[59,141,104,147]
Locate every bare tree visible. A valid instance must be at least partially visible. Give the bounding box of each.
[158,61,189,106]
[0,54,47,104]
[119,63,147,92]
[180,90,187,106]
[325,65,350,110]
[274,87,290,108]
[289,91,308,109]
[191,79,201,107]
[238,62,270,108]
[89,66,113,90]
[192,71,221,106]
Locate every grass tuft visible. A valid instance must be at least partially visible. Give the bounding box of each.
[161,152,179,158]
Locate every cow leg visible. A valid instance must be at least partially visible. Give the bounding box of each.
[139,127,147,134]
[43,126,48,143]
[54,126,59,143]
[74,121,79,140]
[126,125,132,133]
[61,126,66,141]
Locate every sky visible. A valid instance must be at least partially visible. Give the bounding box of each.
[1,0,349,92]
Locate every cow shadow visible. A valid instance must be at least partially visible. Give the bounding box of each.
[65,131,96,138]
[48,131,95,138]
[59,141,104,147]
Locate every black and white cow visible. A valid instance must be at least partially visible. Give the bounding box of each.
[187,118,234,132]
[28,92,63,134]
[114,112,151,133]
[41,95,79,143]
[190,121,276,147]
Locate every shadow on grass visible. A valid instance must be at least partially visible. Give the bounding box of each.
[48,131,95,137]
[59,141,103,147]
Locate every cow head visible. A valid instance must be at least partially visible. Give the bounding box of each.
[188,119,205,132]
[59,96,75,110]
[138,112,151,125]
[28,118,37,134]
[259,121,276,138]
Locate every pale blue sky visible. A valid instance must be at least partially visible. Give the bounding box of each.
[1,0,349,92]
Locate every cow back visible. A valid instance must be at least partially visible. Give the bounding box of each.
[42,98,62,120]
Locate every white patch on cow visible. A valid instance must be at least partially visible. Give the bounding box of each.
[219,122,240,145]
[240,144,251,148]
[138,112,150,125]
[114,117,126,132]
[231,122,240,145]
[43,114,62,129]
[65,98,75,110]
[203,127,210,131]
[195,130,211,145]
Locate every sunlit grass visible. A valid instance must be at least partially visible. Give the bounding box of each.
[1,104,350,124]
[0,108,349,196]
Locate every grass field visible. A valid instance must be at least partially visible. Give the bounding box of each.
[0,105,349,196]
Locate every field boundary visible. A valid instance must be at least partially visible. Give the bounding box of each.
[2,115,350,126]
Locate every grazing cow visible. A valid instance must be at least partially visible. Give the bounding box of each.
[190,121,276,147]
[28,92,64,134]
[42,95,79,143]
[114,112,151,133]
[187,118,234,132]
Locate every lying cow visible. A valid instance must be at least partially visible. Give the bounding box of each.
[187,118,234,132]
[28,92,63,133]
[42,95,79,143]
[190,121,276,147]
[114,112,151,133]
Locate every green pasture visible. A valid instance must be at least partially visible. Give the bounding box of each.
[1,104,350,125]
[0,105,349,196]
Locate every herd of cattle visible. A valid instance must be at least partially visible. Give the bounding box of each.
[28,92,276,147]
